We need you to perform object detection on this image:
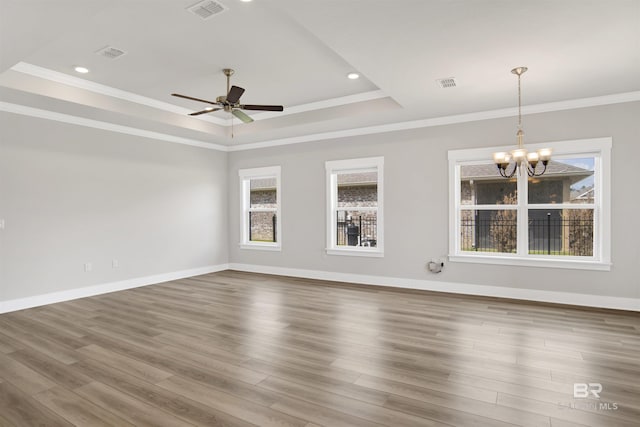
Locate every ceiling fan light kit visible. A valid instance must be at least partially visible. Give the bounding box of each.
[171,68,284,126]
[493,66,552,178]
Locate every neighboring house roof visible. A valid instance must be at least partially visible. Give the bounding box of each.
[251,172,379,190]
[571,186,595,201]
[250,178,277,190]
[337,172,377,186]
[461,161,593,185]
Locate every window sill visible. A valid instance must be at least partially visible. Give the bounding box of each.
[240,243,281,252]
[326,248,384,258]
[449,254,611,271]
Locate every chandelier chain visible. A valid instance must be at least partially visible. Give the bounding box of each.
[517,72,522,131]
[494,66,551,178]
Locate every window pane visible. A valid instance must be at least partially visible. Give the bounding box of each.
[336,210,377,247]
[528,157,595,204]
[528,209,593,256]
[460,209,517,253]
[337,171,378,208]
[249,211,276,242]
[250,178,277,209]
[460,164,517,205]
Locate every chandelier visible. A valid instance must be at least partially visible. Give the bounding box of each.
[493,67,551,178]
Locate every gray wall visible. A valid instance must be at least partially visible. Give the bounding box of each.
[0,112,228,301]
[228,102,640,300]
[2,102,638,304]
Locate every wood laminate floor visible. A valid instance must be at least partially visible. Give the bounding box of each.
[0,271,638,427]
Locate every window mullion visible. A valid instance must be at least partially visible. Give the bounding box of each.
[517,169,529,256]
[529,203,596,210]
[460,205,518,211]
[248,208,277,212]
[337,207,378,212]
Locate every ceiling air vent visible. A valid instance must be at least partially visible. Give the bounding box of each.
[95,46,126,60]
[436,77,457,88]
[187,0,227,20]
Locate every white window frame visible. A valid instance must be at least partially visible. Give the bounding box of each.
[448,137,611,270]
[326,156,384,257]
[239,166,281,251]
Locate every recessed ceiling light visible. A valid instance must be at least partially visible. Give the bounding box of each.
[74,66,89,74]
[347,72,360,80]
[240,0,252,2]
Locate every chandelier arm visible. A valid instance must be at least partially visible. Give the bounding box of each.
[531,161,548,177]
[499,162,519,179]
[526,162,536,177]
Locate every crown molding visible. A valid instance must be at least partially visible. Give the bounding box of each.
[228,91,640,151]
[10,62,228,126]
[10,62,387,127]
[0,101,226,151]
[3,92,638,154]
[246,89,388,122]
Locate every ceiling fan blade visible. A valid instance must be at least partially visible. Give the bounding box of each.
[232,109,254,123]
[226,86,245,104]
[171,93,219,106]
[241,104,284,112]
[189,107,222,116]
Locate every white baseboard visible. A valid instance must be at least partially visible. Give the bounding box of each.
[3,263,637,313]
[229,263,640,312]
[0,264,229,314]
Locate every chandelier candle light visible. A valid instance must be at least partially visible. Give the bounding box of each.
[493,67,552,178]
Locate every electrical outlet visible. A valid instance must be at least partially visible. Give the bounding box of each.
[84,262,92,272]
[427,257,445,274]
[112,259,119,268]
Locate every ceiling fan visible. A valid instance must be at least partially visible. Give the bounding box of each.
[171,68,284,124]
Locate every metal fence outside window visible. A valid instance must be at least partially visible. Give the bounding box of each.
[337,213,377,247]
[461,212,593,256]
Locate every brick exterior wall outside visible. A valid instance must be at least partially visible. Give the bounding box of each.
[249,189,277,242]
[250,189,276,208]
[247,183,380,244]
[249,211,276,242]
[338,184,377,208]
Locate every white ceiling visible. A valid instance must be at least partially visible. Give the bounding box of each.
[1,0,639,148]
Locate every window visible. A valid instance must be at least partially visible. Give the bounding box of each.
[239,166,281,251]
[326,157,384,257]
[449,138,611,270]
